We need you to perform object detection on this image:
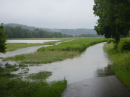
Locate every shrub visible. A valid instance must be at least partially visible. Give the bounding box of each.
[118,39,130,52]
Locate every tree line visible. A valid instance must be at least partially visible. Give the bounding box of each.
[93,0,130,43]
[4,26,73,38]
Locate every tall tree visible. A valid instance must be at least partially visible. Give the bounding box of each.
[0,23,6,53]
[93,0,130,43]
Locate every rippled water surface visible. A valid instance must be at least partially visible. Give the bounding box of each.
[25,42,114,84]
[1,42,115,84]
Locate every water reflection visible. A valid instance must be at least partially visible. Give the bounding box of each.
[96,64,115,77]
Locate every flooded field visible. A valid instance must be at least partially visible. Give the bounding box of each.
[0,42,115,84]
[6,40,59,43]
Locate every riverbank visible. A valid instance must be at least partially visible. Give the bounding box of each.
[103,43,130,90]
[4,38,107,64]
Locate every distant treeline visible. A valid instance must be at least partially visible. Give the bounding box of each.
[4,26,73,38]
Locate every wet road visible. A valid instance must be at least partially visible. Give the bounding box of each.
[62,75,130,97]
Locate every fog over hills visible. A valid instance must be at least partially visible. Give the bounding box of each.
[4,23,97,35]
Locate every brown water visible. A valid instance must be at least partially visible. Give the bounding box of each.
[23,42,114,84]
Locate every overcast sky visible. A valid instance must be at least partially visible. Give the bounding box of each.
[0,0,98,29]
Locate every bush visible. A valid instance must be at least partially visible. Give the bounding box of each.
[118,39,130,52]
[107,38,115,44]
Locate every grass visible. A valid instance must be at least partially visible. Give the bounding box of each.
[37,38,107,52]
[0,78,67,97]
[0,63,67,97]
[4,38,107,64]
[4,51,79,64]
[6,38,74,51]
[27,71,52,80]
[104,43,130,90]
[6,43,44,51]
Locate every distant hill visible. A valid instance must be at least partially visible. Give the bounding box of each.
[4,23,97,35]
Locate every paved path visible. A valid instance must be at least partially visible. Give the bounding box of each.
[62,75,130,97]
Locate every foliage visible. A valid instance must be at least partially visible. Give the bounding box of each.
[93,0,130,43]
[117,39,130,53]
[104,43,130,90]
[107,38,115,44]
[4,26,73,38]
[37,38,107,52]
[0,23,6,53]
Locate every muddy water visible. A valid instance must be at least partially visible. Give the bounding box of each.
[25,42,114,84]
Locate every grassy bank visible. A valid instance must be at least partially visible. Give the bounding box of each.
[6,43,44,51]
[38,38,107,52]
[0,63,67,97]
[4,38,107,64]
[4,51,79,64]
[104,43,130,90]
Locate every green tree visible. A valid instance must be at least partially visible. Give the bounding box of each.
[0,23,6,53]
[93,0,130,43]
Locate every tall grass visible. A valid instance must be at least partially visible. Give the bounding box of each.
[104,43,130,90]
[38,38,107,52]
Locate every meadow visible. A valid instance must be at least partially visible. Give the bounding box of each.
[104,38,130,90]
[4,38,107,64]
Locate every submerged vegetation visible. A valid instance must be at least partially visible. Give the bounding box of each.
[4,38,107,64]
[0,63,67,97]
[104,39,130,90]
[27,71,52,80]
[6,43,43,51]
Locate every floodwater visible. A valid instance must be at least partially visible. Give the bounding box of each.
[6,40,58,43]
[0,45,49,58]
[18,42,114,84]
[0,42,114,84]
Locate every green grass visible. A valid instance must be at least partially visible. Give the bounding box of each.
[104,43,130,90]
[27,71,52,80]
[4,38,107,64]
[0,78,67,97]
[6,43,43,51]
[0,63,67,97]
[38,38,107,52]
[4,51,79,64]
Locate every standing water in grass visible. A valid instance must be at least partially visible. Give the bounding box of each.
[25,42,114,84]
